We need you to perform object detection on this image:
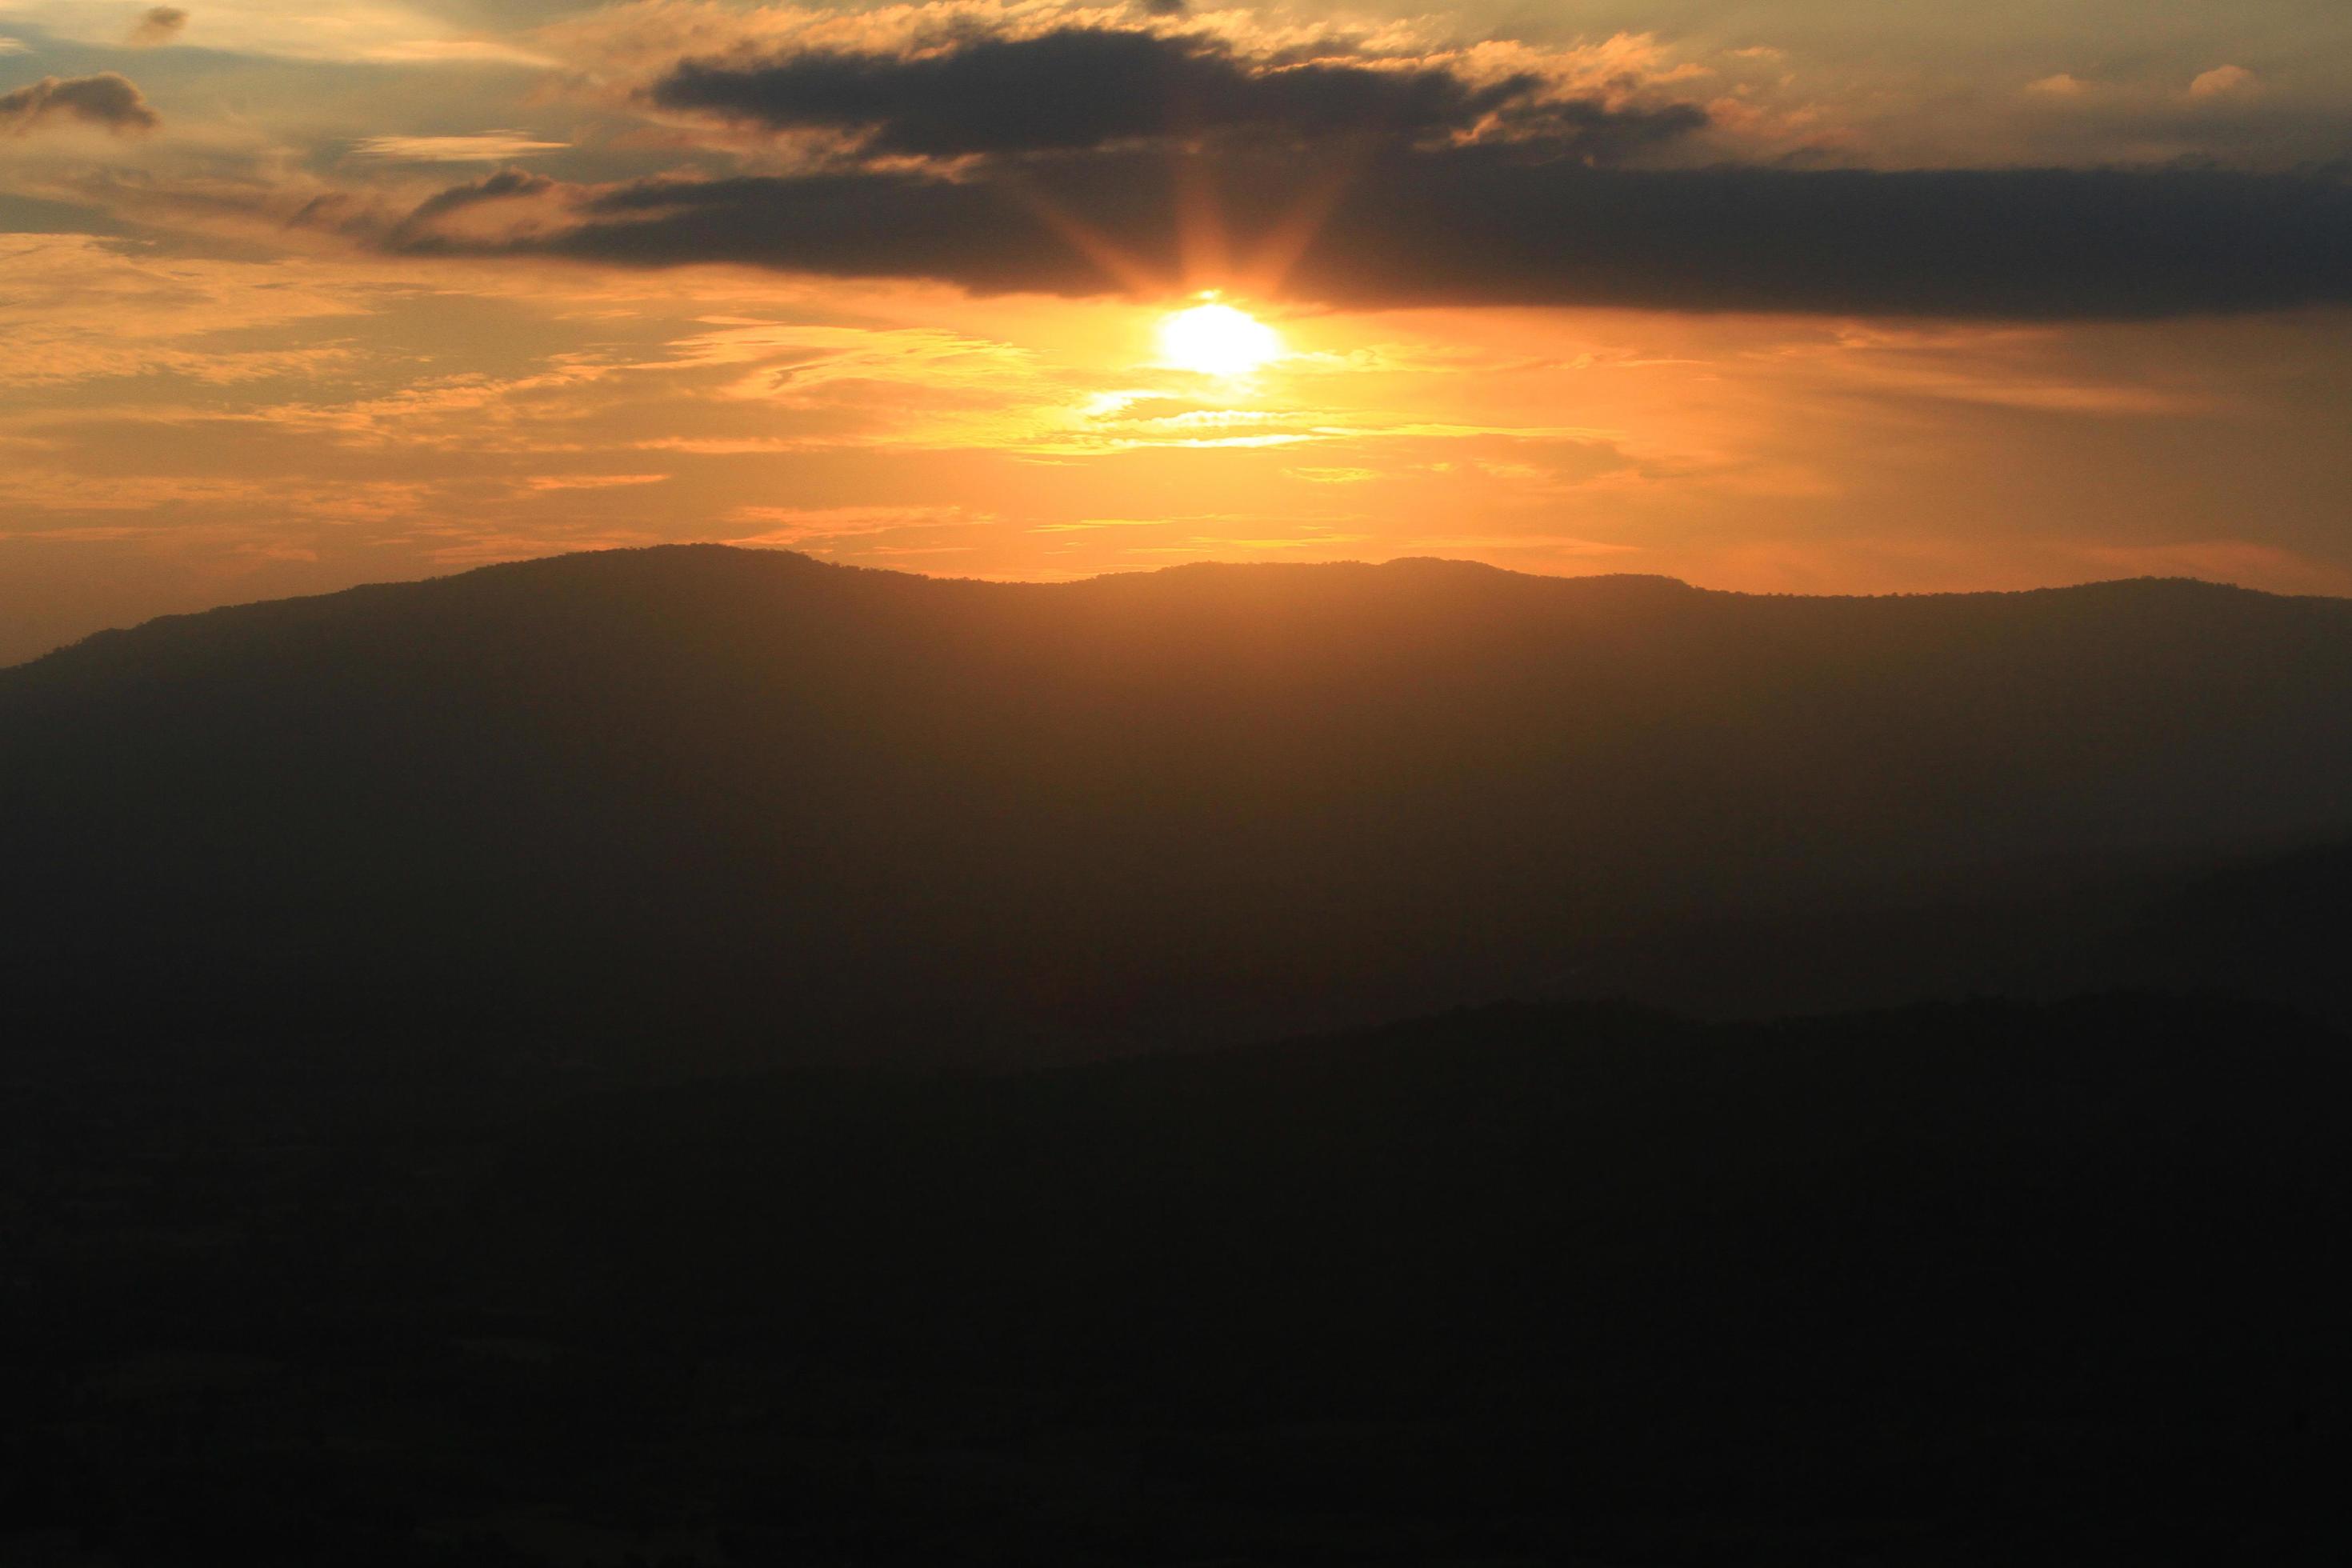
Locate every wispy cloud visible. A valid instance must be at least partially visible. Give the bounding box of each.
[521,472,670,492]
[124,7,187,48]
[351,132,570,163]
[723,504,983,546]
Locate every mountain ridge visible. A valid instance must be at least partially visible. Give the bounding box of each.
[7,542,2332,681]
[6,543,2350,1065]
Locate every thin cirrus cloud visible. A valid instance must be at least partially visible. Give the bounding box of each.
[352,131,571,162]
[0,73,160,136]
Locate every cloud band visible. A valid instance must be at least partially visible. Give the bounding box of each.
[396,150,2352,319]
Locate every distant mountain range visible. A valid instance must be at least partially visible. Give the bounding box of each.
[10,548,2352,1562]
[6,546,2350,1062]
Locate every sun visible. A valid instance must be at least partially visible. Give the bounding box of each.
[1158,299,1283,377]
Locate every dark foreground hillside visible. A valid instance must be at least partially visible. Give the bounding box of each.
[7,546,2352,1062]
[4,994,2346,1564]
[9,550,2350,1562]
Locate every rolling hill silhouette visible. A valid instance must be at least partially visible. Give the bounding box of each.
[6,544,2352,1061]
[9,546,2352,1562]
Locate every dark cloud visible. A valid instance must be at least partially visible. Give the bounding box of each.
[0,74,160,136]
[383,166,555,245]
[392,23,2350,321]
[648,27,1686,160]
[397,146,2352,320]
[126,7,188,46]
[401,166,554,223]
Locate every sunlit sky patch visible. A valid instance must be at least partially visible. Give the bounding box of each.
[4,0,2352,662]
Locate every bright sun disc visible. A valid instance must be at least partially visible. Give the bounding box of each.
[1158,302,1282,376]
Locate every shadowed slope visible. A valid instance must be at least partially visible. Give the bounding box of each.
[7,993,2347,1560]
[5,546,2351,1062]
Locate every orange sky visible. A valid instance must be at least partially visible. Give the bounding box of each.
[6,2,2352,662]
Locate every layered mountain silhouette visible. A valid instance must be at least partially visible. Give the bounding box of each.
[6,544,2351,1061]
[9,546,2352,1562]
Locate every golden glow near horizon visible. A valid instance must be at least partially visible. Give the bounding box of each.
[10,1,2352,664]
[1157,300,1285,378]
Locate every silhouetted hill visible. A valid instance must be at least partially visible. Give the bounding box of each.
[6,994,2346,1562]
[6,546,2352,1061]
